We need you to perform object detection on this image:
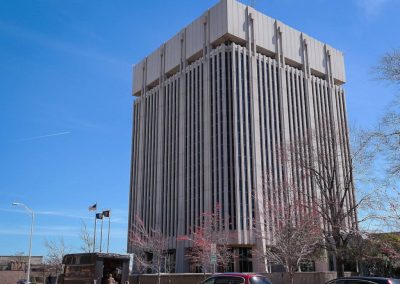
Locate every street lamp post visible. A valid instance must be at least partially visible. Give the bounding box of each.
[13,202,34,284]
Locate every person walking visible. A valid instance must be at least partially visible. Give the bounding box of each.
[47,274,53,284]
[105,273,116,284]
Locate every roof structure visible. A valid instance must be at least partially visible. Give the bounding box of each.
[132,0,345,97]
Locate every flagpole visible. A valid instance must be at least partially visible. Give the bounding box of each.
[100,216,104,252]
[107,212,111,253]
[93,213,97,253]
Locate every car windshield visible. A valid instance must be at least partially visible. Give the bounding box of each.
[350,277,398,284]
[250,276,272,284]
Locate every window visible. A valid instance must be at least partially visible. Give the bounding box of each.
[250,276,272,284]
[214,276,245,284]
[64,265,94,278]
[202,278,215,284]
[238,248,253,272]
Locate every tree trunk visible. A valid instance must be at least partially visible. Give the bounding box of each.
[289,271,294,284]
[336,254,345,278]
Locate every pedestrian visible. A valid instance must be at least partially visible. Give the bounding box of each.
[105,273,116,284]
[47,274,53,284]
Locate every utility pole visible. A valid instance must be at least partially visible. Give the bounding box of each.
[12,202,34,284]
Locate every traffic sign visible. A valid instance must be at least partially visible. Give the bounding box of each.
[211,243,217,264]
[211,243,216,255]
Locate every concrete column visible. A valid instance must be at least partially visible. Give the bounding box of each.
[176,31,187,273]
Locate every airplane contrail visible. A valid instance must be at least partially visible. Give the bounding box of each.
[16,131,71,142]
[0,207,90,220]
[0,207,127,223]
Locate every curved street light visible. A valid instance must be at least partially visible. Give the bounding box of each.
[12,202,34,284]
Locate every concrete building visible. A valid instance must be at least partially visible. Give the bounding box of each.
[0,256,45,284]
[128,0,354,272]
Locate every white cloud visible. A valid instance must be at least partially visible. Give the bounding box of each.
[0,225,80,237]
[0,207,91,220]
[1,207,128,224]
[0,20,130,67]
[356,0,390,18]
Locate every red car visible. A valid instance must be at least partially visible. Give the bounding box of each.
[201,273,272,284]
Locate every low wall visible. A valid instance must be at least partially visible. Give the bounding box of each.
[0,270,26,284]
[129,272,357,284]
[264,272,337,284]
[129,273,212,284]
[0,271,54,284]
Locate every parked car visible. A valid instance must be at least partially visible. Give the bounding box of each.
[201,273,272,284]
[325,276,400,284]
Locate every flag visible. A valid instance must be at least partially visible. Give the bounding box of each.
[102,210,111,218]
[88,203,97,211]
[96,213,103,219]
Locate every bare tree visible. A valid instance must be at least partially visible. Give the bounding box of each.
[373,49,400,178]
[370,96,400,180]
[178,204,233,274]
[387,187,400,230]
[285,130,379,277]
[373,49,400,229]
[44,237,69,275]
[349,124,385,225]
[375,49,400,83]
[129,215,170,284]
[80,219,94,253]
[253,176,323,284]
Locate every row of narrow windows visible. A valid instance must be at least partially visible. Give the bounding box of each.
[185,62,205,235]
[130,43,351,243]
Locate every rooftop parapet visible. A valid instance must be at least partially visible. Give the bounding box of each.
[132,0,345,97]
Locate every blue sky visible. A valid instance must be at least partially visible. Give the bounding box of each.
[0,0,399,257]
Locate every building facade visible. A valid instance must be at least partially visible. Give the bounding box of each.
[129,0,354,272]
